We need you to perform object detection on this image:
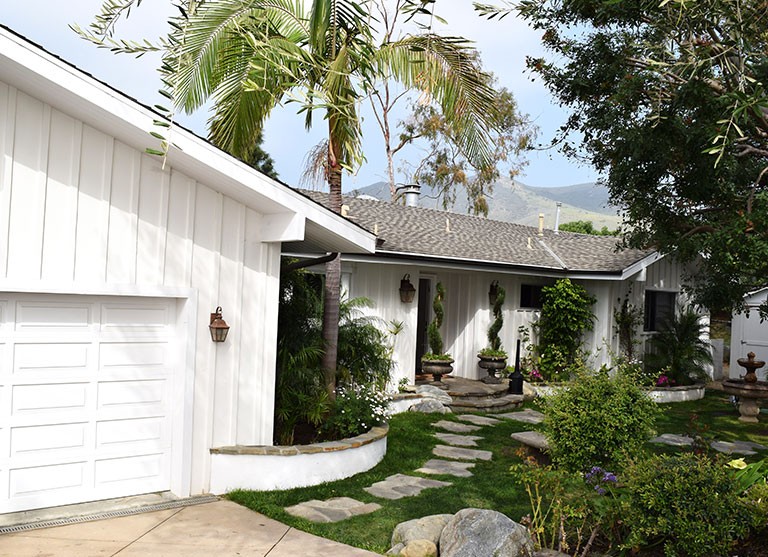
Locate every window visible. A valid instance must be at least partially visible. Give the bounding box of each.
[520,284,545,309]
[644,290,676,331]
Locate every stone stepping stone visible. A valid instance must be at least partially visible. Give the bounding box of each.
[284,497,381,523]
[456,414,502,426]
[433,444,493,461]
[650,434,767,455]
[710,440,762,455]
[416,459,476,478]
[434,432,483,447]
[510,431,549,451]
[650,433,693,447]
[433,420,481,433]
[364,474,452,500]
[498,409,545,424]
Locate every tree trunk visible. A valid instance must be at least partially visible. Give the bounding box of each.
[320,131,344,399]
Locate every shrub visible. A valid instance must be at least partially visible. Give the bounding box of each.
[321,383,390,440]
[622,453,750,557]
[486,281,506,354]
[645,305,712,386]
[543,367,660,473]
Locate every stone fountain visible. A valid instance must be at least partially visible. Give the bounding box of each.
[722,352,768,422]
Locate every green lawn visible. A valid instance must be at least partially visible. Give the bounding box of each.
[227,390,768,554]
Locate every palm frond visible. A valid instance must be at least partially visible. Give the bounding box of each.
[376,33,500,167]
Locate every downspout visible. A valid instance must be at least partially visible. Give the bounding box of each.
[281,253,339,273]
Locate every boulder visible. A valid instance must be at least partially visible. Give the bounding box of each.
[522,381,537,401]
[440,508,534,557]
[409,399,450,414]
[400,539,438,557]
[392,514,454,547]
[416,385,453,405]
[386,543,406,555]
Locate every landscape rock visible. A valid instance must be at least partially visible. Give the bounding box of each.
[392,514,454,547]
[386,543,406,555]
[522,381,537,400]
[416,385,453,405]
[400,539,438,557]
[410,399,451,414]
[440,508,534,557]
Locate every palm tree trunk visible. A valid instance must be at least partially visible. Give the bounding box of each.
[321,131,343,398]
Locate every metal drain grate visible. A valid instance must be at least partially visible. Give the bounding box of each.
[0,494,220,535]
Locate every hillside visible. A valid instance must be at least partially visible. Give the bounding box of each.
[349,178,621,230]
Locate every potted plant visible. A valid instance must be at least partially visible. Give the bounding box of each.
[478,281,507,383]
[421,282,453,384]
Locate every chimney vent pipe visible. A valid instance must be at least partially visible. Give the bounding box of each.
[396,184,421,207]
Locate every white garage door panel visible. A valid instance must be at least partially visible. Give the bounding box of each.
[14,342,91,372]
[0,294,178,513]
[16,303,91,330]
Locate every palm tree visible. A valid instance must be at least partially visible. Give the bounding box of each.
[78,0,501,396]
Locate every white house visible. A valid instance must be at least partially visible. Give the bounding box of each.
[730,289,768,381]
[300,191,687,386]
[0,26,375,514]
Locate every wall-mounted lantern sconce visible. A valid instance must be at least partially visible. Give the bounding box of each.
[489,280,500,306]
[399,274,416,303]
[209,306,230,343]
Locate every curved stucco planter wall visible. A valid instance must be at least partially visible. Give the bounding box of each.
[209,425,388,493]
[646,384,706,403]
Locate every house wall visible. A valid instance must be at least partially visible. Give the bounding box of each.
[0,82,282,496]
[730,290,768,380]
[347,256,687,384]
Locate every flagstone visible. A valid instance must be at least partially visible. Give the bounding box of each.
[432,445,493,461]
[434,432,482,447]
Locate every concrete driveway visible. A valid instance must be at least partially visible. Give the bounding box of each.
[0,500,381,556]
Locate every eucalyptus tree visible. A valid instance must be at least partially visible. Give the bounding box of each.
[77,0,501,394]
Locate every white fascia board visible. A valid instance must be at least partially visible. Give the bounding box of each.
[619,251,662,281]
[0,28,375,255]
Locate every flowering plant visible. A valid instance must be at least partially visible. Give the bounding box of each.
[524,367,544,383]
[656,374,676,387]
[584,466,618,496]
[321,383,390,440]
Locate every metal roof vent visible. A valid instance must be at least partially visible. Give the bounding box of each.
[396,184,421,207]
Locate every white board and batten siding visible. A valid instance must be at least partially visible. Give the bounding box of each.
[731,289,768,380]
[0,81,282,508]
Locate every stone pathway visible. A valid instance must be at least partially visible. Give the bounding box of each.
[364,474,452,500]
[650,433,767,455]
[284,497,382,523]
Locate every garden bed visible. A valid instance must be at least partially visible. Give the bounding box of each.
[209,425,388,493]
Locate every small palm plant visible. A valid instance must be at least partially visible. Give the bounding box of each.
[645,305,712,386]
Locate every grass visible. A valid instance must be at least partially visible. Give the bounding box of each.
[228,390,768,554]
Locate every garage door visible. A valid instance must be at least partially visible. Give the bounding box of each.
[0,294,178,513]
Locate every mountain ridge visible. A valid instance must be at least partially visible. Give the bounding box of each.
[349,178,621,230]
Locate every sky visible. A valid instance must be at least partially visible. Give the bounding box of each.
[0,1,599,192]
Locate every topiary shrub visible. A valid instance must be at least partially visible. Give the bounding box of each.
[622,453,750,557]
[543,367,660,473]
[425,282,448,358]
[486,281,506,354]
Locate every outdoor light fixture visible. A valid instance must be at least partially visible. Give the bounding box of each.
[489,280,500,306]
[399,274,416,303]
[209,306,230,343]
[508,338,524,395]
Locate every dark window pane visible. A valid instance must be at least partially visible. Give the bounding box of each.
[644,291,676,331]
[521,284,544,309]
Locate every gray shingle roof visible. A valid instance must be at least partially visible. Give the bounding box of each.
[302,191,651,274]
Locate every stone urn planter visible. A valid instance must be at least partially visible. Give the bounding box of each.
[421,358,454,385]
[646,383,706,403]
[477,354,507,384]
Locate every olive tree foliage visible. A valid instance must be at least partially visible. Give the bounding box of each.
[476,0,768,315]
